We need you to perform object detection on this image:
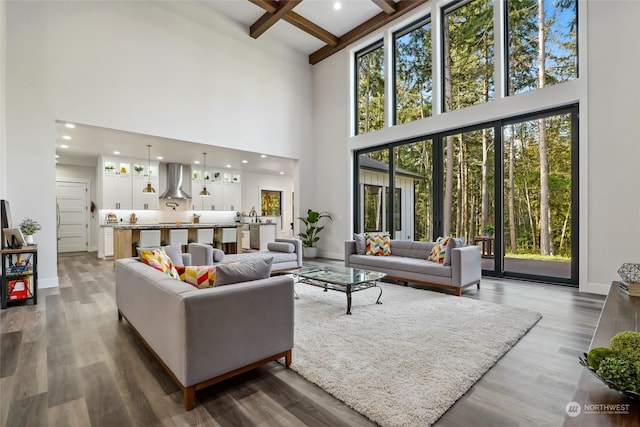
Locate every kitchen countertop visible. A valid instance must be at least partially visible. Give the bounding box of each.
[108,222,243,229]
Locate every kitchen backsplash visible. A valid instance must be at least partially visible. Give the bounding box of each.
[99,209,237,225]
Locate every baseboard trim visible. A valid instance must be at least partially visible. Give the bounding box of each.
[582,281,610,295]
[39,277,59,289]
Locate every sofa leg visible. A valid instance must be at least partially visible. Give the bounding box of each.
[117,309,123,321]
[477,282,481,289]
[284,349,292,367]
[184,386,196,411]
[455,288,462,297]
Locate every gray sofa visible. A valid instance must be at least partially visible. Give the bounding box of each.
[188,237,303,272]
[115,257,295,410]
[345,239,481,296]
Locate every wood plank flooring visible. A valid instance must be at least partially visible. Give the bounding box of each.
[0,253,605,426]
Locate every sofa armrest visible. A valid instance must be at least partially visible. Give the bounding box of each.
[181,253,192,266]
[188,243,213,265]
[182,276,295,386]
[276,238,303,267]
[451,245,481,287]
[344,240,357,267]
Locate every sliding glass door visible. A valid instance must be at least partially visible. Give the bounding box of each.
[501,110,576,281]
[442,127,495,262]
[354,105,578,284]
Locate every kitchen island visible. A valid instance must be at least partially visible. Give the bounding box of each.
[111,223,243,260]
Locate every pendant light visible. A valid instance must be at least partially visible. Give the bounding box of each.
[199,152,211,197]
[142,144,156,193]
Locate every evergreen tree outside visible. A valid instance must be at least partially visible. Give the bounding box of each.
[356,43,385,135]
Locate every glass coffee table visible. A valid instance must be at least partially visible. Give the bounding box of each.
[289,266,385,315]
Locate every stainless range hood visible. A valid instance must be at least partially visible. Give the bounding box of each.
[159,163,191,199]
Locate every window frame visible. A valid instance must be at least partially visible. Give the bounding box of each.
[354,40,386,136]
[392,15,432,126]
[353,104,579,285]
[503,0,579,96]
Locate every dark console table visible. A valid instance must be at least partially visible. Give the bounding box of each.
[563,282,639,426]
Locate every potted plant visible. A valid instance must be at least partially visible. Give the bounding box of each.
[19,217,41,245]
[298,209,332,259]
[482,224,495,237]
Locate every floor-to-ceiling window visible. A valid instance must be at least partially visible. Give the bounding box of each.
[354,105,578,284]
[351,0,578,284]
[357,150,391,234]
[442,126,496,245]
[500,108,577,281]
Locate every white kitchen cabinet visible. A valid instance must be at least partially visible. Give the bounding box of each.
[222,181,242,211]
[191,180,215,210]
[242,230,250,250]
[249,223,276,251]
[100,156,158,210]
[102,173,132,209]
[103,227,114,257]
[191,168,237,211]
[132,175,159,210]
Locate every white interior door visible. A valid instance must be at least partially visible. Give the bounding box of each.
[56,181,88,253]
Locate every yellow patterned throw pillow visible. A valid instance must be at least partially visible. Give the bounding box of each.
[183,266,217,289]
[139,247,180,279]
[365,233,392,256]
[428,236,450,264]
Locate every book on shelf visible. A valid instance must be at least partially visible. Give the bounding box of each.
[619,281,640,296]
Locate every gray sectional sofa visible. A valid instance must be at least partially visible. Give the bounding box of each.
[188,237,303,272]
[115,257,295,410]
[345,239,481,296]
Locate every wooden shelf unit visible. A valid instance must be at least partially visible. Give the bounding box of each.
[1,245,38,309]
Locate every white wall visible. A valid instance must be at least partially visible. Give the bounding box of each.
[0,1,6,199]
[585,1,640,292]
[311,1,640,293]
[5,1,312,287]
[55,164,98,251]
[309,50,352,259]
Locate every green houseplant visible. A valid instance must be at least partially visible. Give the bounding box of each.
[19,217,41,245]
[298,209,332,258]
[482,224,495,236]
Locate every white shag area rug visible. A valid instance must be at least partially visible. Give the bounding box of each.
[290,281,541,427]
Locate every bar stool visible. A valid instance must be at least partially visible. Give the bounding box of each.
[139,230,161,248]
[169,229,189,251]
[220,228,237,254]
[196,228,214,245]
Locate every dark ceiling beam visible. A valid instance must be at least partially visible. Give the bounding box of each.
[250,0,339,46]
[309,0,427,65]
[372,0,397,15]
[250,0,302,39]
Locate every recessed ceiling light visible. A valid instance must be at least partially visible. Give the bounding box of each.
[55,154,59,158]
[280,171,285,175]
[65,123,75,128]
[60,144,69,149]
[194,160,200,164]
[157,156,163,160]
[226,164,232,168]
[113,151,120,155]
[333,2,341,10]
[62,135,71,140]
[261,154,267,158]
[242,160,248,164]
